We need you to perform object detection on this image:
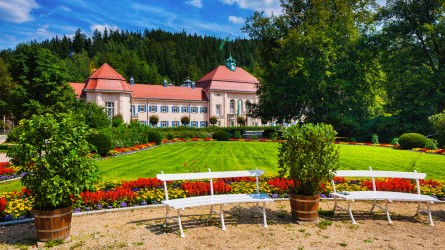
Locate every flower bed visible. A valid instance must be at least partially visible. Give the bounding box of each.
[0,162,24,182]
[108,142,157,156]
[1,176,444,222]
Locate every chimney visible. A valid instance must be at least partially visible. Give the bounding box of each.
[163,79,168,87]
[130,77,134,86]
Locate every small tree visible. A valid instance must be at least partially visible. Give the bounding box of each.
[149,114,159,127]
[112,114,124,127]
[237,116,246,126]
[209,116,218,126]
[181,116,190,126]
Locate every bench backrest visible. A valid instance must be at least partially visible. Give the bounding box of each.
[157,169,264,200]
[332,167,425,195]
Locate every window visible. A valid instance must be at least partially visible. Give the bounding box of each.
[191,107,198,113]
[131,105,136,116]
[182,106,188,113]
[191,121,198,127]
[161,106,168,113]
[105,102,114,119]
[230,120,235,127]
[230,99,235,113]
[138,105,146,113]
[216,105,221,117]
[161,121,168,127]
[237,99,243,114]
[172,106,179,113]
[172,121,180,127]
[200,107,207,113]
[200,121,208,127]
[149,106,157,112]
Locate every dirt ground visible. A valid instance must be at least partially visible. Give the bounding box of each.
[1,200,444,249]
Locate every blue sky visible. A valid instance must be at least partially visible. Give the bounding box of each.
[0,0,282,50]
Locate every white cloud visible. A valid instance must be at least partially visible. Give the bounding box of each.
[228,16,244,24]
[0,0,39,23]
[90,24,119,33]
[59,5,71,12]
[186,0,203,8]
[220,0,281,16]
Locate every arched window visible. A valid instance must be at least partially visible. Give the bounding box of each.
[230,99,235,113]
[238,99,243,115]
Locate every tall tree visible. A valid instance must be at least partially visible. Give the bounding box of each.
[243,0,383,135]
[9,43,76,122]
[0,58,16,117]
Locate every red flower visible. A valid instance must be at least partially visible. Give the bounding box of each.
[0,197,7,213]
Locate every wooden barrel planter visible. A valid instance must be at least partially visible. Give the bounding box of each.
[289,194,320,221]
[32,206,73,242]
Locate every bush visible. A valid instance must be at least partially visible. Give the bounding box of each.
[112,114,124,127]
[425,138,438,150]
[181,116,190,126]
[390,137,399,145]
[87,132,113,156]
[234,130,242,139]
[371,134,379,144]
[212,131,229,141]
[398,133,428,150]
[146,131,162,145]
[262,128,276,139]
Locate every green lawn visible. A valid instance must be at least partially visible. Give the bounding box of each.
[1,141,444,192]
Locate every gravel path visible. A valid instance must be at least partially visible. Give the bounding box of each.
[1,200,444,249]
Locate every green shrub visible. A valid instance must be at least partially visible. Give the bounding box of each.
[371,134,379,144]
[398,133,428,149]
[425,138,438,150]
[390,137,399,145]
[212,131,229,141]
[111,114,124,127]
[166,132,174,140]
[87,132,113,156]
[6,126,24,142]
[262,128,276,139]
[146,131,162,145]
[234,130,242,139]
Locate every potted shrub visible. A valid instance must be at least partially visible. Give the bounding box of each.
[209,116,218,126]
[7,112,98,243]
[278,123,339,222]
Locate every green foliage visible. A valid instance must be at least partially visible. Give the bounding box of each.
[111,114,124,127]
[424,139,438,150]
[212,131,229,141]
[371,134,379,145]
[146,131,163,145]
[102,123,151,148]
[181,116,190,126]
[390,137,399,145]
[7,112,99,210]
[0,58,16,116]
[166,132,174,140]
[75,102,110,129]
[234,130,242,139]
[87,132,113,156]
[236,116,246,126]
[278,123,340,195]
[149,115,159,127]
[398,133,428,150]
[429,110,445,148]
[6,125,24,142]
[262,128,277,139]
[209,116,218,126]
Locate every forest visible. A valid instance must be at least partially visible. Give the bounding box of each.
[0,0,444,146]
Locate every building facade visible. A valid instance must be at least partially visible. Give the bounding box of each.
[70,63,262,127]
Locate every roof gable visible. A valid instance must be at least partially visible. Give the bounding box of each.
[84,63,131,92]
[197,66,259,84]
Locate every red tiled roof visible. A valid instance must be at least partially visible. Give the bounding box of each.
[69,82,85,98]
[85,63,132,92]
[197,66,259,84]
[130,84,207,101]
[196,66,259,92]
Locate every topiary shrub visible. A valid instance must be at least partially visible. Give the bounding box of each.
[212,131,229,141]
[87,132,113,156]
[146,131,163,145]
[398,133,428,150]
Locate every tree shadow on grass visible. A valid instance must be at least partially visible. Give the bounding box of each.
[0,222,37,247]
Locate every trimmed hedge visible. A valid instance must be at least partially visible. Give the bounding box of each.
[87,132,113,156]
[399,133,428,150]
[146,131,163,145]
[212,131,229,141]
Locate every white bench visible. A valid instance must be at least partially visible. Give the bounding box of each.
[157,169,274,237]
[331,167,440,225]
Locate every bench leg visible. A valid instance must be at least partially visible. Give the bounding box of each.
[164,205,169,227]
[385,200,392,224]
[347,202,357,224]
[177,210,185,238]
[415,201,421,216]
[220,204,226,231]
[370,200,377,212]
[262,202,268,228]
[427,201,434,226]
[208,204,214,220]
[333,197,337,212]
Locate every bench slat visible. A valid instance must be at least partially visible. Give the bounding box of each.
[332,191,439,202]
[162,193,273,209]
[157,170,264,181]
[335,170,426,179]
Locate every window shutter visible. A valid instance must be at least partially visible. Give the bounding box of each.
[155,106,158,112]
[138,105,141,112]
[144,105,147,112]
[167,106,169,112]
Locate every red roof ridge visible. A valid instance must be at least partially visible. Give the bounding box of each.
[90,63,125,80]
[197,66,259,84]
